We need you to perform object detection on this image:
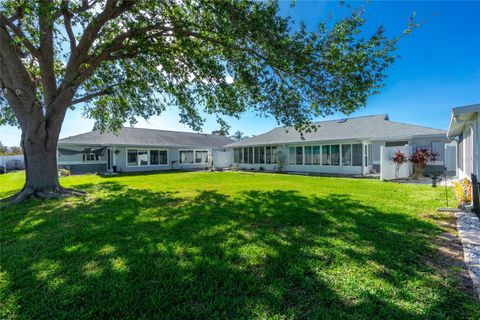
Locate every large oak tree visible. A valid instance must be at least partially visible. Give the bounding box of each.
[0,0,405,203]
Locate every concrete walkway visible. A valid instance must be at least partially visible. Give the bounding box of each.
[456,210,480,299]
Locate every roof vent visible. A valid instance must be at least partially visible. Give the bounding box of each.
[337,118,347,123]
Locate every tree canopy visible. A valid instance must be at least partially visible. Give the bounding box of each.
[0,0,415,203]
[1,0,407,135]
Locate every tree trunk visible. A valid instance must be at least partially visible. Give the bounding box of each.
[22,133,60,192]
[1,104,85,205]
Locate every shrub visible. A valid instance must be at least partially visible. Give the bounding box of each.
[409,148,438,179]
[58,168,71,177]
[452,178,472,208]
[392,150,408,179]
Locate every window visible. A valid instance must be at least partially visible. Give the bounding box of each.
[150,150,167,165]
[179,150,194,164]
[127,149,138,166]
[127,149,155,166]
[151,150,160,165]
[322,145,330,165]
[342,144,352,166]
[304,146,312,165]
[138,150,148,166]
[313,146,320,165]
[234,148,240,163]
[331,145,339,166]
[352,144,362,166]
[248,147,253,164]
[83,153,99,162]
[289,147,296,165]
[385,141,408,147]
[195,150,208,163]
[243,147,249,164]
[296,146,303,165]
[254,147,262,164]
[259,147,265,164]
[266,146,272,164]
[271,146,277,164]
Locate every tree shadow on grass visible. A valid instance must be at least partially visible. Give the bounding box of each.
[0,182,478,319]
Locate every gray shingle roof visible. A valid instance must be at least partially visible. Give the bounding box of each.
[59,127,234,148]
[226,114,447,147]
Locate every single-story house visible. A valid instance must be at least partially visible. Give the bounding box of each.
[57,127,234,174]
[447,103,480,179]
[226,114,450,175]
[58,114,451,176]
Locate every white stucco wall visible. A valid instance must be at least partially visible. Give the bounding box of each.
[458,113,480,179]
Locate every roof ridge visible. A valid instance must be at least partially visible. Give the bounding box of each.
[311,114,388,125]
[118,126,223,137]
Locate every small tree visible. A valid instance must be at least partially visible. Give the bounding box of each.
[231,131,245,141]
[7,146,23,155]
[0,141,6,155]
[392,149,408,179]
[409,148,436,179]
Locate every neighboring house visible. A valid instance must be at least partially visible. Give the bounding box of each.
[447,103,480,179]
[57,127,234,174]
[226,114,450,175]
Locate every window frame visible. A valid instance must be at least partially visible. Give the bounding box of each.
[322,145,331,166]
[126,148,169,167]
[271,146,277,164]
[304,146,312,165]
[83,153,100,162]
[296,146,303,165]
[289,147,296,165]
[178,149,208,165]
[352,144,363,166]
[195,150,209,164]
[330,144,340,166]
[312,146,321,165]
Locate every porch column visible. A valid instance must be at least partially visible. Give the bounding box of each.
[112,146,117,172]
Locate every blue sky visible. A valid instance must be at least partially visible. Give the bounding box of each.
[1,0,479,146]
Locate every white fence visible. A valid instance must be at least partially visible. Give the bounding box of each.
[212,149,232,169]
[0,155,25,172]
[380,145,412,181]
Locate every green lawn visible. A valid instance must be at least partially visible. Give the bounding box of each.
[0,171,478,319]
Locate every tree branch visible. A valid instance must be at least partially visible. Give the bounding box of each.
[0,13,40,58]
[53,0,100,20]
[61,0,134,93]
[70,89,111,106]
[61,0,77,52]
[38,0,57,106]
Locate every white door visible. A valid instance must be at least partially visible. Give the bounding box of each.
[445,144,457,172]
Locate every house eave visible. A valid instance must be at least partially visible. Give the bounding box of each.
[447,104,480,138]
[57,142,220,149]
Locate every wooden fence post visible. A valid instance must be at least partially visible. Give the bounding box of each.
[472,174,480,217]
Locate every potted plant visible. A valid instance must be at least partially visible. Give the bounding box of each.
[392,149,408,179]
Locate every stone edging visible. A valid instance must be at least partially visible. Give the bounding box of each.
[455,211,480,299]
